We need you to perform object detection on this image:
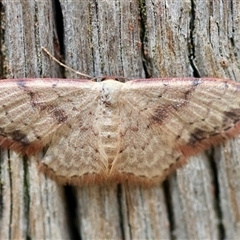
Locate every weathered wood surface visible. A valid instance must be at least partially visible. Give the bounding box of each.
[1,0,240,239]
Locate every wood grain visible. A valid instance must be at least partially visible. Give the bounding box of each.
[1,0,240,239]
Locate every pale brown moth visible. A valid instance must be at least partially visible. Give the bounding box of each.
[0,77,240,185]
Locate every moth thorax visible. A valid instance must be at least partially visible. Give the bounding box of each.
[101,80,122,107]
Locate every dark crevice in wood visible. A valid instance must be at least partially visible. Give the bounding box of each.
[138,0,152,78]
[188,0,200,77]
[229,0,235,46]
[53,0,64,56]
[64,186,81,240]
[94,1,103,75]
[124,184,133,240]
[52,0,65,78]
[117,184,125,240]
[0,149,3,219]
[23,156,30,239]
[163,179,175,239]
[33,1,41,76]
[229,0,237,67]
[211,149,225,239]
[7,151,13,239]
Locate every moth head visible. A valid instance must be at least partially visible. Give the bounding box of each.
[101,79,123,106]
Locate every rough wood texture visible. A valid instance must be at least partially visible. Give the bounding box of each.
[1,0,240,239]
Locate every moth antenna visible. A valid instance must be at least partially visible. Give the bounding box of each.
[41,46,93,79]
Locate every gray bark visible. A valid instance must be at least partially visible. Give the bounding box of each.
[1,0,240,239]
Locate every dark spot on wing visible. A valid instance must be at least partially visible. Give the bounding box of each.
[176,156,181,161]
[176,135,180,139]
[9,130,30,145]
[152,100,189,124]
[36,135,41,140]
[0,127,7,137]
[28,91,34,98]
[192,78,203,87]
[151,85,195,124]
[30,95,68,124]
[188,128,209,145]
[17,80,27,88]
[151,104,171,124]
[53,109,68,123]
[188,127,223,146]
[223,110,240,124]
[223,126,232,131]
[224,82,229,89]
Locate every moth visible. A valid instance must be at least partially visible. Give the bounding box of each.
[0,77,240,185]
